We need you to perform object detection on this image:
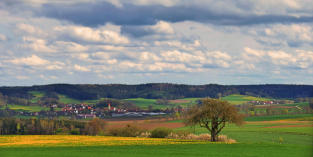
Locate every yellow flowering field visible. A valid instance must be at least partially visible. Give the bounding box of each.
[0,135,207,147]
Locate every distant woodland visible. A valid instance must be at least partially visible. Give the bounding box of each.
[0,84,312,100]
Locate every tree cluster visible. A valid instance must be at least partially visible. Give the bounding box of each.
[1,84,312,101]
[0,118,106,135]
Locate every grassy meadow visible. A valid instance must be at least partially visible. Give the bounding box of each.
[1,114,312,157]
[221,94,271,105]
[1,143,311,157]
[0,104,52,112]
[2,92,311,156]
[124,97,199,109]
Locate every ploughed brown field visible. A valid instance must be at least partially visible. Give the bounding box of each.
[106,119,312,130]
[106,119,184,130]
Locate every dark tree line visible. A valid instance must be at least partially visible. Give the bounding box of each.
[0,118,106,135]
[0,83,312,101]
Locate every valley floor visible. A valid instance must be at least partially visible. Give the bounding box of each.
[0,115,312,157]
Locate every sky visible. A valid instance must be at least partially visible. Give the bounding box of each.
[0,0,313,86]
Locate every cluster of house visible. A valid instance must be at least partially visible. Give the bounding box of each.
[3,103,178,119]
[60,103,129,118]
[248,100,283,105]
[62,104,96,114]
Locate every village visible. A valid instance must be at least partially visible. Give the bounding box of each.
[2,103,177,119]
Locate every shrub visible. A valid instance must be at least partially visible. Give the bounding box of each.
[197,134,211,141]
[70,128,80,135]
[165,133,236,143]
[150,127,172,138]
[166,130,192,139]
[138,131,151,138]
[174,130,191,137]
[217,135,236,143]
[108,124,144,137]
[279,137,284,144]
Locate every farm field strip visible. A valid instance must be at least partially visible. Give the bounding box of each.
[0,135,208,147]
[0,104,52,112]
[221,94,271,105]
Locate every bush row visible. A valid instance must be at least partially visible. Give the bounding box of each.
[108,124,236,143]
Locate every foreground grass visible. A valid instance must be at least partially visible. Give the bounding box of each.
[1,143,311,157]
[179,121,313,146]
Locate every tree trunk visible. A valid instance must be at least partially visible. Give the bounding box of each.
[211,120,218,142]
[211,126,217,142]
[211,131,216,142]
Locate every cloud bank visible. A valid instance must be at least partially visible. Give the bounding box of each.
[0,0,312,85]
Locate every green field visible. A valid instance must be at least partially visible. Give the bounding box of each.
[222,94,271,105]
[244,114,313,121]
[29,91,45,103]
[124,98,157,109]
[177,118,313,146]
[1,143,311,157]
[282,102,309,107]
[124,98,200,109]
[0,104,53,112]
[1,114,312,157]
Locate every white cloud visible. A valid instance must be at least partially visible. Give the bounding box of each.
[154,40,196,51]
[122,20,174,38]
[54,41,88,52]
[74,64,90,72]
[0,34,6,41]
[240,47,313,69]
[131,0,179,7]
[254,24,313,47]
[72,53,90,61]
[17,23,36,34]
[55,25,129,44]
[23,37,57,53]
[139,51,160,62]
[268,50,296,65]
[266,24,312,42]
[96,45,125,51]
[9,54,50,66]
[7,54,65,70]
[16,75,29,80]
[234,60,256,70]
[151,21,174,34]
[91,52,111,59]
[39,74,58,80]
[243,47,265,58]
[46,64,63,70]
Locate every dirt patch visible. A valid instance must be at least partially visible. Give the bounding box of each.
[264,124,313,128]
[107,119,185,130]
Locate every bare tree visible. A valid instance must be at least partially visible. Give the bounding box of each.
[184,98,244,142]
[85,118,107,135]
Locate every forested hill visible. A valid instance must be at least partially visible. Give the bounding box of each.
[0,84,312,100]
